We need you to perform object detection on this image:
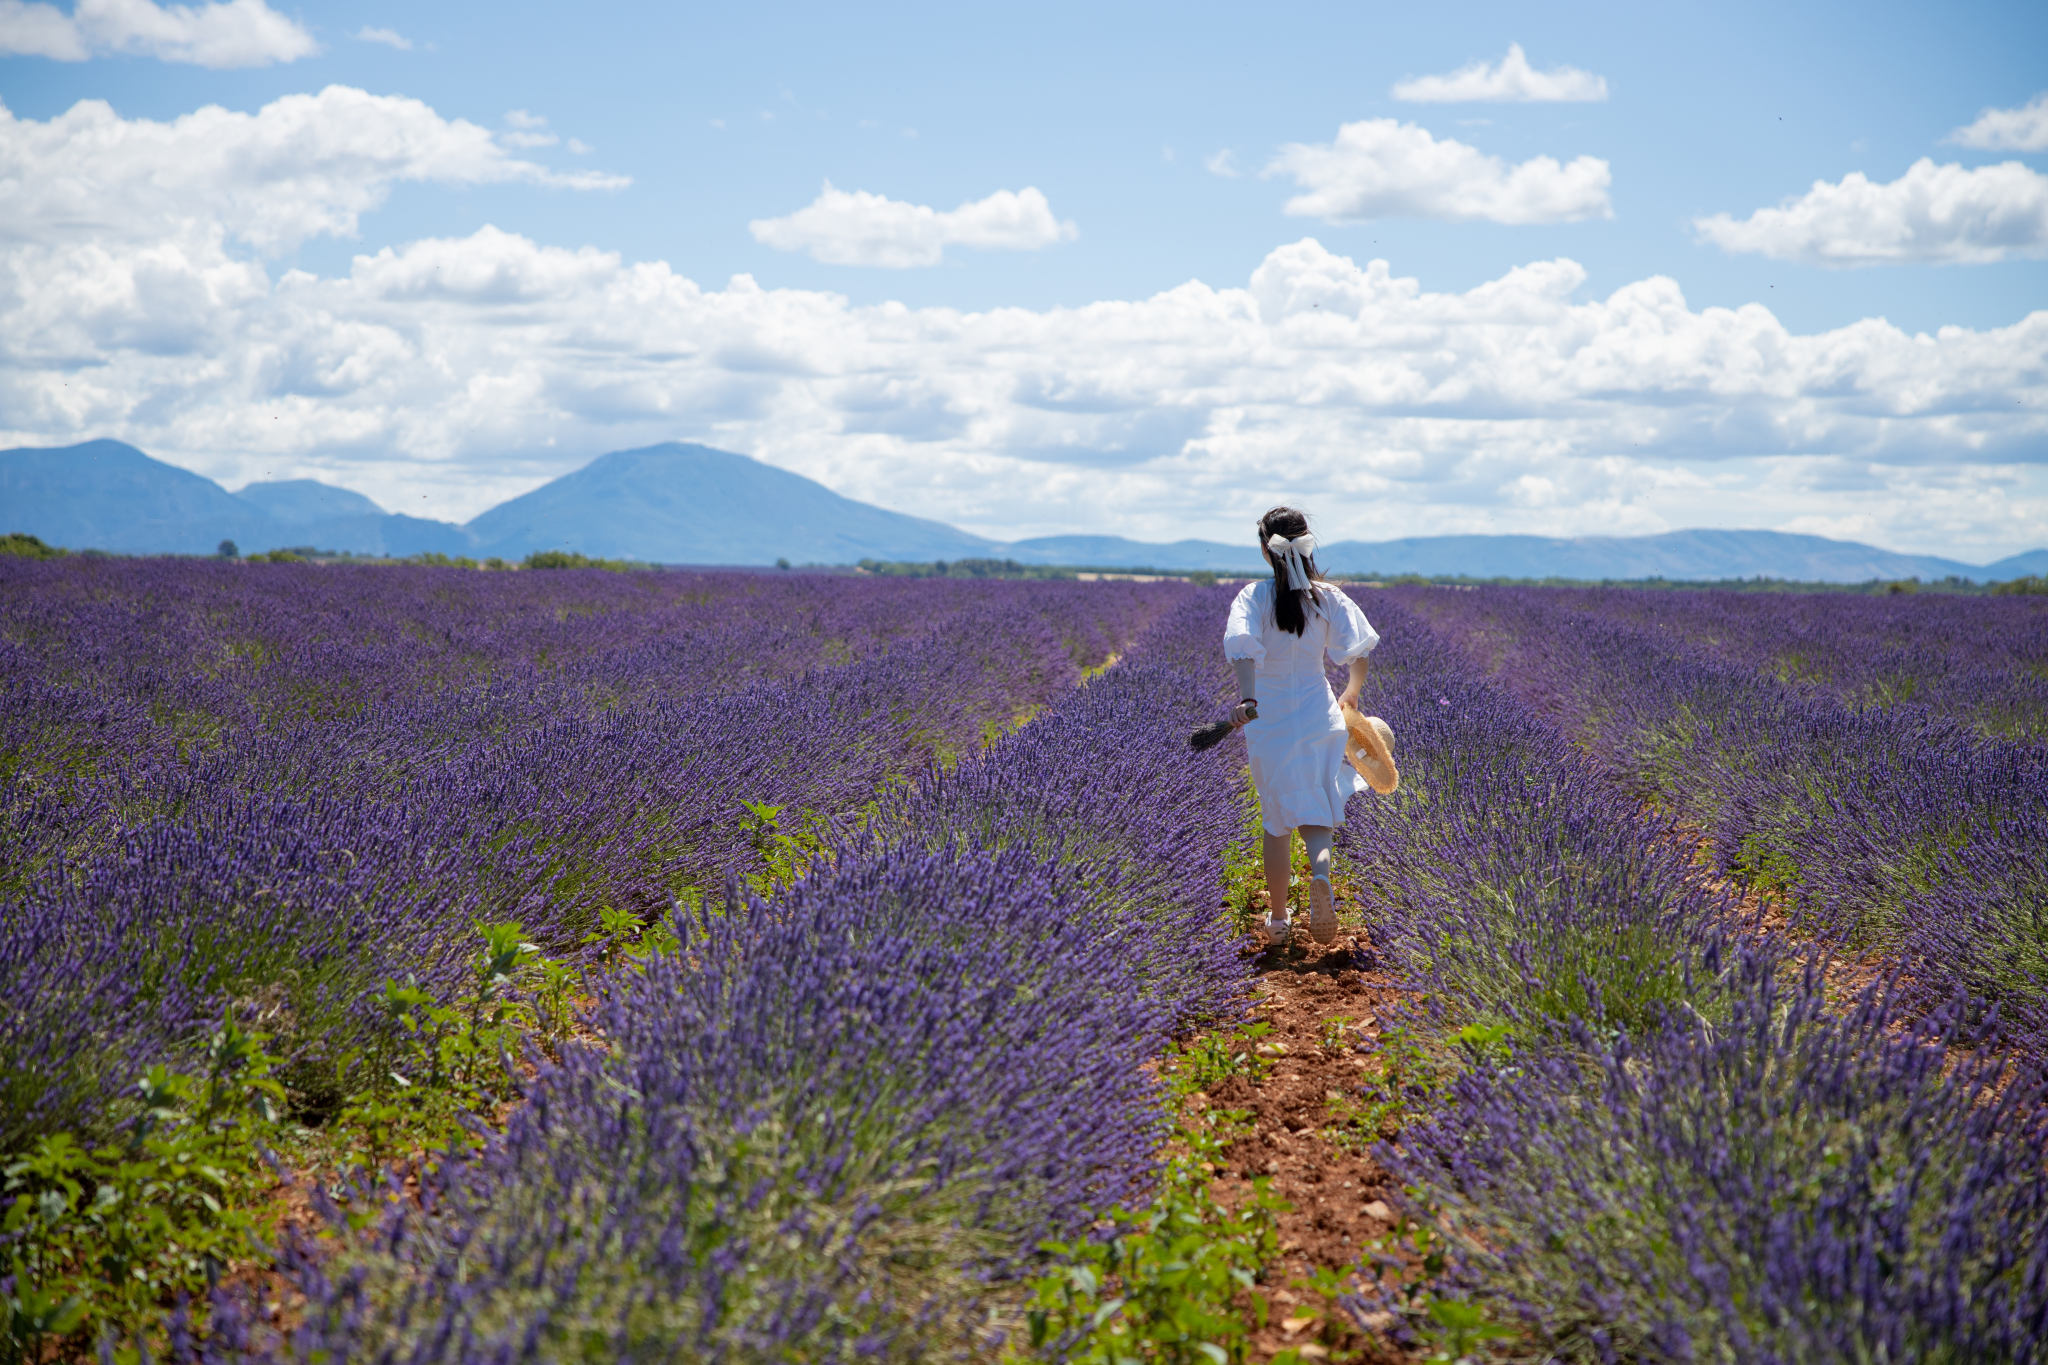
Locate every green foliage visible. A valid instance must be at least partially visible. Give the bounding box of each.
[403,552,480,569]
[333,921,552,1162]
[0,532,66,560]
[1421,1297,1515,1361]
[1992,574,2048,596]
[578,903,682,972]
[1356,1219,1519,1361]
[249,549,305,563]
[1011,1110,1285,1365]
[1165,1023,1275,1097]
[1324,1024,1455,1155]
[737,799,831,892]
[2,1010,284,1359]
[522,549,641,572]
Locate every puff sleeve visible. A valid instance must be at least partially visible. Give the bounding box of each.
[1222,582,1266,664]
[1323,588,1380,663]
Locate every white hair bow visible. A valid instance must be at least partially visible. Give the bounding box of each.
[1266,532,1317,591]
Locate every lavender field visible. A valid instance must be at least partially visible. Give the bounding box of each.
[4,560,2047,1362]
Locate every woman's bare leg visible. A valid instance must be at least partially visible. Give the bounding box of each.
[1301,825,1337,942]
[1262,829,1292,921]
[1300,826,1332,882]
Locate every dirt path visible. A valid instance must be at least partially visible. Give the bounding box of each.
[1192,900,1420,1361]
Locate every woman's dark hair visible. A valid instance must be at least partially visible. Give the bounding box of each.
[1258,506,1323,636]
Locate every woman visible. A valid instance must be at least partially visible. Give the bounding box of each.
[1224,506,1380,946]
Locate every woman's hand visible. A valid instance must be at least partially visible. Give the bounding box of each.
[1230,699,1259,727]
[1338,656,1369,711]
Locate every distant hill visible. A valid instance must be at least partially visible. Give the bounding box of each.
[1313,529,1997,583]
[464,442,999,564]
[1987,548,2048,580]
[5,437,2042,581]
[0,441,479,557]
[1006,528,2038,583]
[235,479,386,523]
[2,440,283,556]
[1008,535,1264,571]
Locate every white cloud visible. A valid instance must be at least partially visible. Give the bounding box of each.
[1205,149,1240,178]
[1695,158,2048,265]
[0,87,628,255]
[1948,92,2048,153]
[749,182,1078,267]
[1266,119,1611,224]
[502,131,558,148]
[1392,43,1608,103]
[504,110,547,130]
[1,92,2043,557]
[0,0,316,67]
[353,25,408,50]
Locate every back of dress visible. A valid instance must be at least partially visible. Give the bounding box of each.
[1222,577,1382,835]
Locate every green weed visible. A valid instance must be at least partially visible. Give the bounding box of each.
[2,1010,285,1360]
[1011,1109,1286,1365]
[1165,1023,1275,1097]
[1323,1024,1456,1155]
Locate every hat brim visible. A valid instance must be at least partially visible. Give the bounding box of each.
[1344,708,1399,795]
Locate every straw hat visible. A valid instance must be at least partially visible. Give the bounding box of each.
[1343,707,1399,794]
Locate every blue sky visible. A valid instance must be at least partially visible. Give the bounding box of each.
[2,0,2045,557]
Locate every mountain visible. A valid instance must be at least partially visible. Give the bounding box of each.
[235,479,386,523]
[0,441,480,557]
[5,437,2042,581]
[1007,535,1265,571]
[230,478,476,555]
[1985,549,2048,580]
[464,442,999,564]
[270,513,479,558]
[2,439,283,556]
[1311,529,1993,583]
[1005,528,2029,582]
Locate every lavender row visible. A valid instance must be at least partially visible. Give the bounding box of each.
[0,562,1165,886]
[217,591,1259,1360]
[1515,585,2048,744]
[1,566,1188,1150]
[1378,959,2048,1361]
[1332,591,1753,1036]
[1331,590,2048,1359]
[1394,583,2048,1052]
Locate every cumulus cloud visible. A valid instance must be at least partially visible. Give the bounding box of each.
[0,91,2043,554]
[1948,92,2048,153]
[0,87,628,255]
[0,0,316,66]
[1266,119,1611,224]
[1392,43,1608,103]
[1695,158,2048,265]
[749,182,1078,267]
[353,25,409,50]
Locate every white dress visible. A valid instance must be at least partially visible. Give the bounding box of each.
[1223,579,1381,835]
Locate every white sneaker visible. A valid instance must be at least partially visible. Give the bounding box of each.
[1264,914,1293,946]
[1309,878,1339,945]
